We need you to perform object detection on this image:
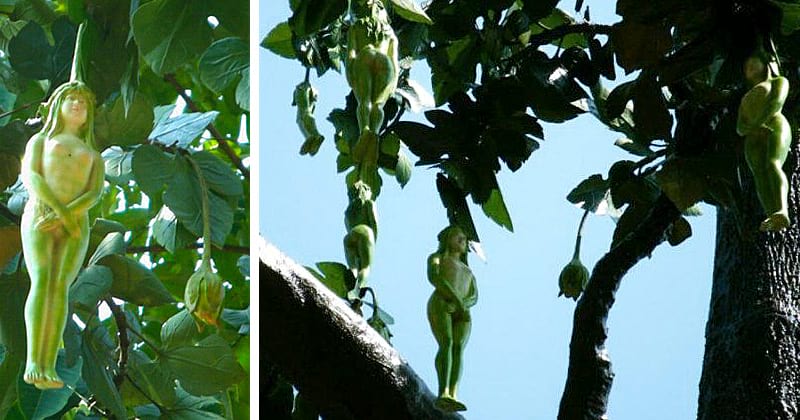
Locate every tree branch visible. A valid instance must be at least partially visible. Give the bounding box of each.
[508,23,614,64]
[261,239,464,420]
[163,74,250,179]
[126,243,249,255]
[558,194,681,420]
[103,297,130,388]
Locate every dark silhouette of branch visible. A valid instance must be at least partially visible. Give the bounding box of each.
[103,297,130,388]
[261,239,464,420]
[558,194,681,420]
[126,243,249,254]
[508,23,614,64]
[163,74,250,179]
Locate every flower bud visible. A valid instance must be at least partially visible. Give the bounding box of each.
[184,263,225,330]
[558,257,589,301]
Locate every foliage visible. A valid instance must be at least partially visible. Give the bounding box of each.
[0,0,250,418]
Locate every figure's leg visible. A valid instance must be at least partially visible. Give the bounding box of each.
[449,315,472,405]
[38,225,88,385]
[427,296,454,399]
[343,224,374,290]
[760,124,792,230]
[21,215,57,388]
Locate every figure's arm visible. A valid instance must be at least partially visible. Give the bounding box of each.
[427,255,463,305]
[64,152,104,214]
[758,76,790,125]
[463,274,478,308]
[21,134,70,219]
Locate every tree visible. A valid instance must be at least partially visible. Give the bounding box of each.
[263,0,800,418]
[0,0,250,418]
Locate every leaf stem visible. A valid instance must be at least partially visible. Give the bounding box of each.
[164,74,250,179]
[186,155,213,267]
[574,208,589,259]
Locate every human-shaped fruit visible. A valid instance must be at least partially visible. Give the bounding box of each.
[343,181,378,291]
[20,81,104,389]
[185,261,225,330]
[345,0,399,165]
[292,80,325,156]
[737,49,791,231]
[427,225,478,412]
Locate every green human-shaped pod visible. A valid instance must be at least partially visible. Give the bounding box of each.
[185,262,225,330]
[292,80,324,156]
[558,257,589,301]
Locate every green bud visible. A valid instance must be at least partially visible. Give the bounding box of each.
[558,257,589,301]
[184,263,225,330]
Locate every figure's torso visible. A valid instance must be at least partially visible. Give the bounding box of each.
[41,133,96,204]
[438,255,474,299]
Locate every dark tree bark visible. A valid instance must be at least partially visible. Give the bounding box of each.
[261,241,464,420]
[558,195,681,419]
[697,138,800,420]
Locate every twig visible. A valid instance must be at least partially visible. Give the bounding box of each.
[103,297,130,388]
[124,373,167,414]
[163,74,250,178]
[507,23,614,64]
[126,243,249,254]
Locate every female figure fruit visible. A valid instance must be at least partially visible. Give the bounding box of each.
[20,81,104,389]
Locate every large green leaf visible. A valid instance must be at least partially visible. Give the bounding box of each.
[567,174,610,213]
[161,309,199,351]
[261,22,295,59]
[81,323,127,420]
[69,265,113,316]
[100,254,175,306]
[153,206,197,253]
[199,37,248,95]
[132,144,176,198]
[149,111,220,148]
[305,262,355,298]
[389,0,433,24]
[288,0,347,38]
[159,334,247,396]
[611,20,671,72]
[192,151,243,197]
[102,147,135,184]
[481,188,513,232]
[132,0,214,75]
[8,17,75,83]
[95,93,155,149]
[163,388,225,419]
[18,352,82,420]
[88,232,125,266]
[127,361,179,408]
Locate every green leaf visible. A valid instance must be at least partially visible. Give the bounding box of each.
[152,206,197,254]
[523,0,559,21]
[236,69,249,111]
[102,147,135,184]
[611,21,671,72]
[531,8,587,49]
[566,174,610,213]
[132,0,214,75]
[771,1,800,35]
[481,188,514,232]
[80,323,126,420]
[237,255,250,277]
[94,93,155,150]
[288,0,347,38]
[632,74,672,140]
[161,309,199,351]
[127,361,179,408]
[159,334,247,396]
[667,216,692,246]
[132,144,176,198]
[149,111,219,148]
[436,173,479,242]
[163,387,226,419]
[0,15,26,52]
[192,151,243,197]
[8,17,75,83]
[69,265,112,316]
[88,232,125,266]
[221,307,250,335]
[18,352,82,420]
[261,22,295,59]
[100,254,175,306]
[389,0,433,24]
[307,262,355,298]
[199,37,248,94]
[163,156,234,247]
[654,158,709,211]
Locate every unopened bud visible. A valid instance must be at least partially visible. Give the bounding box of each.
[558,257,589,301]
[184,263,225,330]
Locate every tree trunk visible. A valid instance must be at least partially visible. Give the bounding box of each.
[261,240,464,420]
[698,139,800,419]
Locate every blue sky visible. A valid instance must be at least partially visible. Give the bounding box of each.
[260,2,716,418]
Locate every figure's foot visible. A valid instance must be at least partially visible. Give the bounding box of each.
[760,212,790,231]
[23,362,64,390]
[436,396,467,412]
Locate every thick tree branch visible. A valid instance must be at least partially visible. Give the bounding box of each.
[163,74,250,179]
[103,297,130,388]
[261,239,464,420]
[126,243,249,254]
[558,194,681,420]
